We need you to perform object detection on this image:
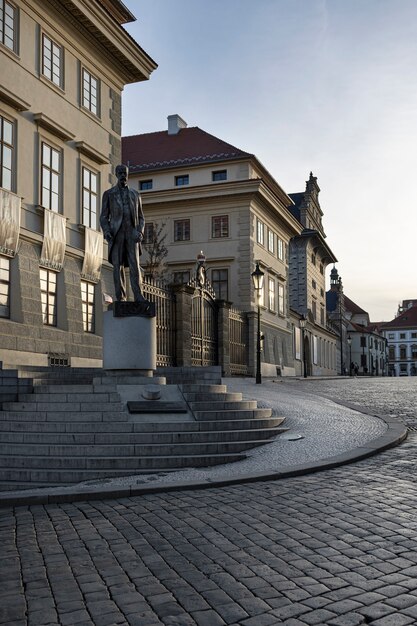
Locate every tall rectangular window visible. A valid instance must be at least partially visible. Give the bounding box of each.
[212,269,228,300]
[143,222,154,244]
[268,277,275,311]
[42,34,63,88]
[81,280,95,333]
[278,283,285,315]
[277,237,284,260]
[82,68,99,116]
[41,142,61,212]
[312,299,317,320]
[257,219,264,245]
[0,255,10,317]
[212,215,229,238]
[268,230,275,254]
[82,167,98,228]
[174,219,190,241]
[175,175,189,186]
[40,268,57,326]
[0,1,17,52]
[0,114,14,191]
[294,326,301,360]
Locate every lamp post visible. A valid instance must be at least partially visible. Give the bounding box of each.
[251,261,264,384]
[300,315,307,378]
[347,335,352,376]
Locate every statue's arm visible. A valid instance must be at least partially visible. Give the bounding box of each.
[100,190,112,242]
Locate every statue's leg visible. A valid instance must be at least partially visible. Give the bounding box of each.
[126,243,145,302]
[111,237,126,301]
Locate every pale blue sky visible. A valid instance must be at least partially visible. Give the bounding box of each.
[122,0,417,321]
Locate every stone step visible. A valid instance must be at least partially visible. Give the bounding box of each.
[0,452,245,471]
[2,401,123,412]
[194,408,273,421]
[180,384,227,393]
[0,415,285,433]
[0,411,128,423]
[32,384,118,394]
[0,437,273,458]
[182,392,243,402]
[189,400,258,411]
[0,426,286,446]
[17,392,120,403]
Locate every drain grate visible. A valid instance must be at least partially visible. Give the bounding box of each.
[407,425,417,432]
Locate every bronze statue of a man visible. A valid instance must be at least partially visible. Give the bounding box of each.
[100,164,146,302]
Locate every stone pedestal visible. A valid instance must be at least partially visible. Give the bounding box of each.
[103,310,156,372]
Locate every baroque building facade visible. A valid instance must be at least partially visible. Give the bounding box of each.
[381,300,417,376]
[123,115,338,376]
[0,0,156,366]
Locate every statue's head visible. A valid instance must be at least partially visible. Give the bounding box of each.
[116,164,128,187]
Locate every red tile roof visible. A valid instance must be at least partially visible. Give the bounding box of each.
[344,295,368,316]
[381,303,417,329]
[122,127,252,172]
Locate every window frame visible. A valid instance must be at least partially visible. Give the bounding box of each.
[140,179,153,191]
[256,218,264,246]
[277,237,284,261]
[0,0,18,53]
[212,170,227,182]
[143,222,154,244]
[0,255,10,318]
[278,282,285,316]
[175,174,189,187]
[41,32,64,89]
[81,67,100,117]
[40,268,57,326]
[267,229,275,254]
[81,280,95,333]
[172,270,190,285]
[268,276,275,312]
[41,141,61,212]
[174,218,190,242]
[0,113,15,191]
[211,215,229,239]
[81,165,99,229]
[211,268,229,300]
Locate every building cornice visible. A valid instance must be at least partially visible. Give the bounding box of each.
[39,0,157,84]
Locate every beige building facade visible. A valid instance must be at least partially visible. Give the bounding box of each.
[123,115,304,376]
[0,0,156,366]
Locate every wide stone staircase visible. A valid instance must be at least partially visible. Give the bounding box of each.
[0,365,287,491]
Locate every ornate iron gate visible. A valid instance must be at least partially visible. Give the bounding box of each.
[142,277,176,367]
[190,276,218,367]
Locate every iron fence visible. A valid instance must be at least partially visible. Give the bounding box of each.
[143,277,176,367]
[229,307,249,375]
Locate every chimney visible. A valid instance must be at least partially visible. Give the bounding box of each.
[168,114,187,135]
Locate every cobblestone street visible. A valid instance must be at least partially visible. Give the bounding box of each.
[2,378,417,626]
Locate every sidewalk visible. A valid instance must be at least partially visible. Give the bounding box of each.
[0,378,407,507]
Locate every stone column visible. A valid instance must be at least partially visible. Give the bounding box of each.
[172,284,195,367]
[217,300,231,377]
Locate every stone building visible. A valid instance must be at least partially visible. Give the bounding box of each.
[381,300,417,376]
[0,0,156,366]
[123,114,303,376]
[288,174,338,376]
[327,267,387,375]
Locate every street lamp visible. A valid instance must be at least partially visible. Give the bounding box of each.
[347,334,352,376]
[251,261,264,384]
[300,315,307,378]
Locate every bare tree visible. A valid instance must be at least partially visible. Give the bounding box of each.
[143,222,168,280]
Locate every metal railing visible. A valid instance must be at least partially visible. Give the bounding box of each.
[143,277,176,367]
[229,307,249,375]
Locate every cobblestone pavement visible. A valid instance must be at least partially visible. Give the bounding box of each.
[2,378,417,626]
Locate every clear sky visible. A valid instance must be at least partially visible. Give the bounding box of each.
[121,0,417,322]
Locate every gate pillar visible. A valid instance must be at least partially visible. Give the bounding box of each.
[172,283,195,367]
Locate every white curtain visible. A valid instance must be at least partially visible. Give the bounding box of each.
[40,209,66,270]
[81,227,103,282]
[0,189,21,256]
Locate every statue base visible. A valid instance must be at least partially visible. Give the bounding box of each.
[103,308,156,371]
